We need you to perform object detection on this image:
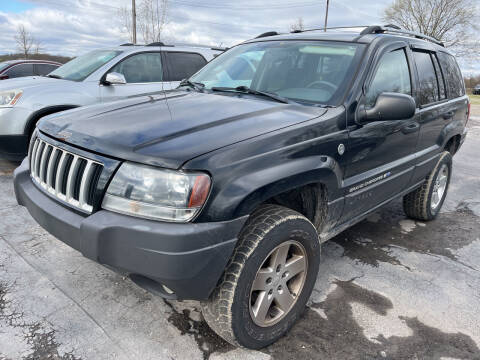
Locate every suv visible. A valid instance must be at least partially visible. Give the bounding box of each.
[0,60,61,80]
[473,84,480,95]
[0,43,222,160]
[14,26,469,349]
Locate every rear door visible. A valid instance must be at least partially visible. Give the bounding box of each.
[100,52,164,102]
[342,42,420,221]
[162,51,207,90]
[409,48,464,184]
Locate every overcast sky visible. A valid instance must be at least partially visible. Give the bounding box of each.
[0,0,478,74]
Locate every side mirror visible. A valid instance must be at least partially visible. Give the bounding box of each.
[357,92,416,123]
[0,74,9,80]
[104,72,126,85]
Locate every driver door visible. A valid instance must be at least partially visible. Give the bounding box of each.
[100,52,164,102]
[341,43,421,221]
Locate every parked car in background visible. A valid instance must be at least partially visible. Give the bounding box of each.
[473,84,480,95]
[0,43,223,160]
[14,25,468,348]
[0,60,61,80]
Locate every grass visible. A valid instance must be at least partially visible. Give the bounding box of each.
[468,95,480,105]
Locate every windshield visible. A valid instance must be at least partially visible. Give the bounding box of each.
[0,62,11,72]
[49,50,122,81]
[190,41,365,105]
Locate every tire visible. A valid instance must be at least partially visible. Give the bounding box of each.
[201,204,320,349]
[403,151,452,221]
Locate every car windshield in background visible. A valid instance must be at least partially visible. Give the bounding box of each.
[0,62,11,72]
[190,41,365,106]
[49,50,122,81]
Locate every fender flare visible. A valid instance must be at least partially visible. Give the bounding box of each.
[229,156,343,220]
[23,105,80,138]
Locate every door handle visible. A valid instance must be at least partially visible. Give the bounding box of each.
[442,111,454,120]
[402,122,420,134]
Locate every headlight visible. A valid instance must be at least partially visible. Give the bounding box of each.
[102,162,211,222]
[0,89,23,107]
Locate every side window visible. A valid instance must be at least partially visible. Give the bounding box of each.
[413,51,439,105]
[109,52,162,83]
[164,52,207,81]
[366,49,411,107]
[35,64,59,76]
[5,64,34,78]
[437,52,465,99]
[431,54,446,100]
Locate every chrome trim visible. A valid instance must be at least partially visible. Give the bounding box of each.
[29,137,102,213]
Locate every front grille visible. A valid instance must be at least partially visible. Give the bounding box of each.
[29,137,103,213]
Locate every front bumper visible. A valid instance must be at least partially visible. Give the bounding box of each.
[0,134,28,161]
[14,159,248,300]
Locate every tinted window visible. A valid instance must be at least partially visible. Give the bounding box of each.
[413,51,439,105]
[5,64,34,78]
[366,49,411,107]
[164,52,207,81]
[35,64,59,76]
[437,52,465,99]
[191,41,365,106]
[109,52,162,83]
[431,55,446,100]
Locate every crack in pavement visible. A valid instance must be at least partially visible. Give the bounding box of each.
[0,234,134,360]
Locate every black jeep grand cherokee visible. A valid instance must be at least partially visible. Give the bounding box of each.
[14,25,469,349]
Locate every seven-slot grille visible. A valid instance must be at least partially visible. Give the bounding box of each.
[29,137,103,213]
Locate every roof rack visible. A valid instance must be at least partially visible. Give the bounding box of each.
[292,25,371,33]
[144,42,226,51]
[360,24,444,47]
[255,31,280,39]
[147,41,167,47]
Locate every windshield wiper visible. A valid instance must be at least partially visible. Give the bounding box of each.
[210,86,291,104]
[179,79,205,91]
[46,74,63,79]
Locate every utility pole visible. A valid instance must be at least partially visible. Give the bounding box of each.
[324,0,330,31]
[132,0,137,44]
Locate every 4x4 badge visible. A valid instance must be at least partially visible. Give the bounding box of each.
[338,143,345,155]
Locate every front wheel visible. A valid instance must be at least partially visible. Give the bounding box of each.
[403,151,452,221]
[201,205,320,349]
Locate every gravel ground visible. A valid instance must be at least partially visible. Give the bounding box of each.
[0,110,479,360]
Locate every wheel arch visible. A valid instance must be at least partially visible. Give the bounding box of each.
[231,166,341,231]
[23,105,80,139]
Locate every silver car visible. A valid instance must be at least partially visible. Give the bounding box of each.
[0,43,222,160]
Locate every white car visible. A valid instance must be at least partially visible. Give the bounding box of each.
[0,43,223,160]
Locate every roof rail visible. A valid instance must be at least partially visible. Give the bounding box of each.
[290,25,371,34]
[120,43,134,46]
[147,41,167,47]
[360,25,444,47]
[255,31,280,39]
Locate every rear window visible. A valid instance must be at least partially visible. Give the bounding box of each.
[164,52,207,81]
[413,51,439,105]
[437,52,465,99]
[5,63,34,78]
[431,54,447,100]
[35,64,59,76]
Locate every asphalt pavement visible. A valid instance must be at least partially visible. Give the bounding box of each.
[0,110,479,360]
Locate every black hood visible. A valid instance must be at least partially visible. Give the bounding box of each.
[39,90,327,169]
